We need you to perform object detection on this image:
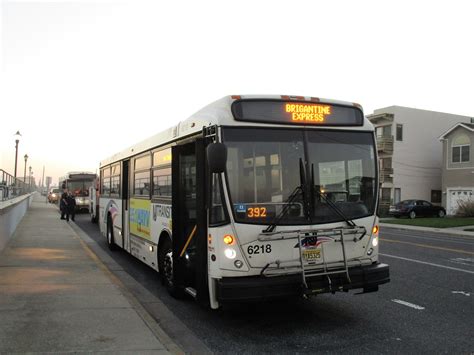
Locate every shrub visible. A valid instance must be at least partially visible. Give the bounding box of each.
[456,199,474,217]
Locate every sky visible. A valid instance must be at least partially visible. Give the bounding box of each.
[1,0,473,186]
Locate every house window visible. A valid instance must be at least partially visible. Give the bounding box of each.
[394,188,401,204]
[396,124,403,141]
[381,188,391,201]
[452,133,470,163]
[376,125,392,137]
[431,190,441,203]
[381,157,392,169]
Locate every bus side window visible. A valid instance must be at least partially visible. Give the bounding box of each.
[134,171,150,196]
[153,167,171,197]
[210,174,229,225]
[101,167,111,196]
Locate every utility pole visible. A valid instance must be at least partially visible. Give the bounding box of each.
[41,166,45,189]
[14,131,21,183]
[23,154,28,193]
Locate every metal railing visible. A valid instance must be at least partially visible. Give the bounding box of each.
[0,169,30,201]
[379,167,394,183]
[376,135,394,154]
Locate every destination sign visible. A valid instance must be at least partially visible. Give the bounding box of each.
[285,103,331,123]
[232,99,363,126]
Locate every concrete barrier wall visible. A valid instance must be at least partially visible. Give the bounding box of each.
[0,193,34,252]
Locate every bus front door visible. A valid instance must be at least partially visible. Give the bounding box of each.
[172,139,208,305]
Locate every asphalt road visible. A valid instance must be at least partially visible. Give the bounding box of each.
[74,215,474,354]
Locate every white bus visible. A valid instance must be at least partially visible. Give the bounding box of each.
[59,172,97,212]
[98,95,390,309]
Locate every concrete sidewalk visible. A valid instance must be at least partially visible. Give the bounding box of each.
[0,194,181,354]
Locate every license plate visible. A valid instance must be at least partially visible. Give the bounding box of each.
[303,249,321,260]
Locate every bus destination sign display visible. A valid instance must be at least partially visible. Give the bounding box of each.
[285,103,331,123]
[232,99,363,126]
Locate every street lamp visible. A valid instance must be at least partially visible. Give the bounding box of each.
[28,166,32,192]
[14,131,22,181]
[23,154,28,191]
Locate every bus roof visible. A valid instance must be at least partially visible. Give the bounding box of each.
[100,95,372,167]
[59,172,96,182]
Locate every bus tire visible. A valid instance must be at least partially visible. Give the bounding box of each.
[158,238,184,298]
[106,215,117,251]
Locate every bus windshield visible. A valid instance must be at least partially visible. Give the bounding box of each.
[67,180,93,197]
[223,128,376,225]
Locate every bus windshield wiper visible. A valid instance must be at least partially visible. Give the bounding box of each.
[310,164,356,228]
[263,159,308,233]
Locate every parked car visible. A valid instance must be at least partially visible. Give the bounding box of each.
[389,200,446,219]
[47,188,62,204]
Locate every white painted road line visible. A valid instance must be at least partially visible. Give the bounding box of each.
[449,258,474,267]
[380,253,474,274]
[452,291,471,297]
[392,299,425,310]
[382,233,474,245]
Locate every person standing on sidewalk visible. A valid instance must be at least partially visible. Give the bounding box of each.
[67,192,76,222]
[60,190,69,221]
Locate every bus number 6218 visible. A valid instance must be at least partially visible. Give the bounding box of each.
[247,244,272,255]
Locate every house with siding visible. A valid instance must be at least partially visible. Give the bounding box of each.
[367,106,472,215]
[438,122,474,215]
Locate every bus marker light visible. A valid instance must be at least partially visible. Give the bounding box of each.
[211,254,216,262]
[367,248,374,256]
[372,225,379,235]
[223,235,234,245]
[224,248,236,259]
[234,260,243,268]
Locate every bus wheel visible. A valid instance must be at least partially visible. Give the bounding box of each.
[158,239,183,298]
[107,216,117,251]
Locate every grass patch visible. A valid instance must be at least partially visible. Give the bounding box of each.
[382,217,474,228]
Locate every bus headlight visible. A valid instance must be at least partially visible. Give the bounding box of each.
[372,235,379,247]
[224,248,236,259]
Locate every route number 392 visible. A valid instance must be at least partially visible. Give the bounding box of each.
[247,244,272,255]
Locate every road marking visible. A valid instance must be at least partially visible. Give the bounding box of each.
[392,299,425,310]
[449,257,474,266]
[381,232,474,245]
[381,238,474,255]
[452,291,470,296]
[381,227,474,240]
[380,253,474,274]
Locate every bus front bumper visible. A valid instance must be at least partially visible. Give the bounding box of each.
[216,262,390,302]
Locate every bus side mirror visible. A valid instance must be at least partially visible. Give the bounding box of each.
[207,143,227,173]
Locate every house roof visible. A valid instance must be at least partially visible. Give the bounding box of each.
[438,122,474,140]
